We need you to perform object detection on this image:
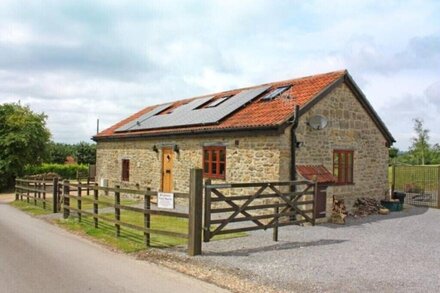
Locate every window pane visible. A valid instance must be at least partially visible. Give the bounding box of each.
[204,150,209,161]
[212,162,217,174]
[219,163,225,176]
[204,162,209,173]
[219,149,225,162]
[212,150,217,162]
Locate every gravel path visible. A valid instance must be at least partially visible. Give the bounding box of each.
[195,205,440,292]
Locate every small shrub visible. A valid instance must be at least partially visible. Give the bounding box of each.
[24,163,88,179]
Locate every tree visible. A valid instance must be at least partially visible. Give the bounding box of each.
[410,118,430,165]
[75,141,96,165]
[0,103,51,190]
[47,142,76,164]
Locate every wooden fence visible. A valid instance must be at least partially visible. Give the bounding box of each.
[203,179,317,242]
[16,169,318,255]
[15,169,203,256]
[15,178,61,212]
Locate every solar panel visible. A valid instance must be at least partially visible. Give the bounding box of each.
[115,85,270,132]
[115,103,173,132]
[261,85,291,101]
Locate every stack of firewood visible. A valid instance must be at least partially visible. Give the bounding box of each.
[330,196,347,224]
[352,197,383,217]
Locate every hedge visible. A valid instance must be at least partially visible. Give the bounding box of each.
[24,163,89,179]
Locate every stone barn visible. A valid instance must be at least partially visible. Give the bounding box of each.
[93,70,394,219]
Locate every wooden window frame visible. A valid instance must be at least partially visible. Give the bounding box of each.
[121,159,130,182]
[203,146,226,179]
[333,150,354,185]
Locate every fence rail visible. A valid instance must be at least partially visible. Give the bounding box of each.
[15,169,203,256]
[203,179,317,242]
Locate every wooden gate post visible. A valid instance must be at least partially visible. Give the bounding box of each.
[63,180,70,219]
[52,177,58,213]
[188,168,203,256]
[203,179,211,243]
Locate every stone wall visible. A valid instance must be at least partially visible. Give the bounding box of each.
[278,82,389,215]
[96,135,283,194]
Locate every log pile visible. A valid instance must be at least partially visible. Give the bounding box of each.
[329,196,347,224]
[352,197,383,217]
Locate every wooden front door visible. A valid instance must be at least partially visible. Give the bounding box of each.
[161,148,173,192]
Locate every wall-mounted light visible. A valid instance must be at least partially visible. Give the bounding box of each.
[152,145,159,153]
[173,144,180,154]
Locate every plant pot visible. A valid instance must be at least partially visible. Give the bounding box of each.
[380,200,402,212]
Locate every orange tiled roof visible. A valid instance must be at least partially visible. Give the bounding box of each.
[95,70,346,139]
[296,165,337,184]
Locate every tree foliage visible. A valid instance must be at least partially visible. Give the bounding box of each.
[47,141,96,165]
[390,118,440,165]
[0,103,51,190]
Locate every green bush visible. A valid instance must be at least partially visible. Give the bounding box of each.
[24,163,88,179]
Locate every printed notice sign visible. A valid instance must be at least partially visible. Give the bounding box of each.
[157,192,174,209]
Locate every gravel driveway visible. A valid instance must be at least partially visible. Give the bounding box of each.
[196,206,440,292]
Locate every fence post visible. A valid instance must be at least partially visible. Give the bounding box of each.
[77,186,82,222]
[437,166,440,209]
[391,164,396,196]
[15,180,19,201]
[203,179,211,243]
[63,180,70,219]
[52,178,58,213]
[144,188,151,247]
[93,183,99,228]
[115,185,120,237]
[188,168,203,256]
[33,182,37,206]
[273,205,279,242]
[26,182,30,203]
[43,182,46,209]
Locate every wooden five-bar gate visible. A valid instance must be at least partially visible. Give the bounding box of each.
[203,180,317,242]
[15,169,317,255]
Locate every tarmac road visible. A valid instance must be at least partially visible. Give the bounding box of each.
[0,200,228,293]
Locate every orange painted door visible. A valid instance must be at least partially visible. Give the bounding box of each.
[162,148,173,192]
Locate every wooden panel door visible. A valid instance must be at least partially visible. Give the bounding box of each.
[161,148,173,192]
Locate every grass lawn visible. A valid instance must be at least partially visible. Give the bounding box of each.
[10,200,53,216]
[56,210,247,253]
[68,194,140,210]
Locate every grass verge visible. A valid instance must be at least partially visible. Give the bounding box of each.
[56,211,247,253]
[11,200,246,253]
[10,200,53,216]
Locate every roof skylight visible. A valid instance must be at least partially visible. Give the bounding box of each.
[206,95,232,107]
[261,85,291,101]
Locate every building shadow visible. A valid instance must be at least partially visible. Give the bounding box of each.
[202,239,347,257]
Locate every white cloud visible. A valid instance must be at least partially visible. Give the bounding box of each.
[0,0,439,149]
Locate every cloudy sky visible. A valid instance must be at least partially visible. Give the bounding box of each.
[0,0,439,150]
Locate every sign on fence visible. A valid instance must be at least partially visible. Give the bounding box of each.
[158,192,174,209]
